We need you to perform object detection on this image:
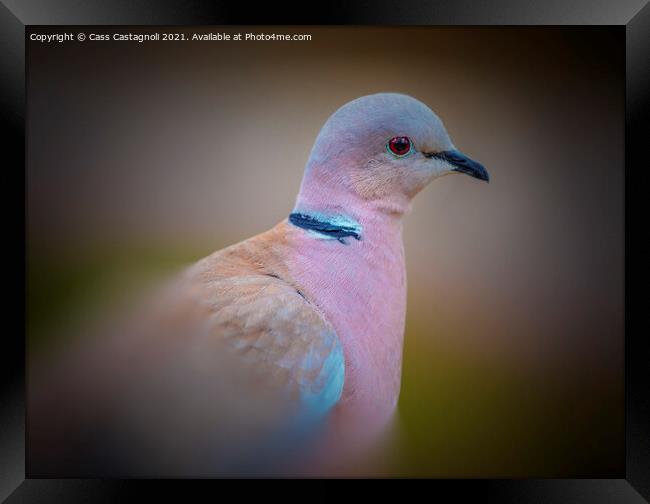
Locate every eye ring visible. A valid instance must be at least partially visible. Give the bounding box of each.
[386,136,413,157]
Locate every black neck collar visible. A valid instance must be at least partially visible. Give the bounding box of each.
[289,212,362,245]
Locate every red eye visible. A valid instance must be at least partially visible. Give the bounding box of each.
[387,136,412,157]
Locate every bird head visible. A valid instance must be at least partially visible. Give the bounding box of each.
[296,93,488,217]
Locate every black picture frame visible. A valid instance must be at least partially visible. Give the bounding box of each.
[2,0,647,500]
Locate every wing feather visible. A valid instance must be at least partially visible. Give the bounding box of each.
[186,266,345,420]
[30,231,344,476]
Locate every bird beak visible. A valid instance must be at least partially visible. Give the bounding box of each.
[426,149,490,183]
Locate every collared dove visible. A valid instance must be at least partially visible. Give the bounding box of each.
[29,93,488,477]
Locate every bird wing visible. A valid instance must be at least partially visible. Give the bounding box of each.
[138,259,347,475]
[29,240,345,477]
[184,267,346,422]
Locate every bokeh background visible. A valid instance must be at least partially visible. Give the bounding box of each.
[27,26,624,477]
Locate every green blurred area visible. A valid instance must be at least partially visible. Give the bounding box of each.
[27,240,213,351]
[398,318,623,477]
[27,242,623,477]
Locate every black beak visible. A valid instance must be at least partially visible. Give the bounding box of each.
[426,149,490,182]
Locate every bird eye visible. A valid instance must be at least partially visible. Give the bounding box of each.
[387,136,412,157]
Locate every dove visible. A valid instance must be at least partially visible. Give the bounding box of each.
[29,92,488,477]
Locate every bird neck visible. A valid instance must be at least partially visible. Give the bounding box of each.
[287,162,411,439]
[293,163,413,228]
[284,198,408,446]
